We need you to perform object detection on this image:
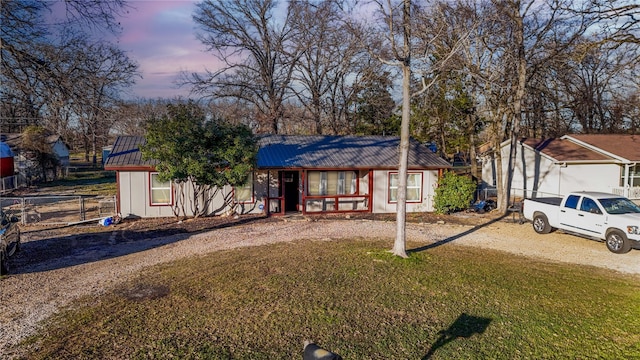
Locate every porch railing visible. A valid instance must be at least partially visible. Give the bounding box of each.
[610,186,640,200]
[303,195,370,214]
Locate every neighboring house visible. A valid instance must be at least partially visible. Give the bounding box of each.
[3,133,70,172]
[46,135,70,167]
[104,135,451,218]
[481,134,640,200]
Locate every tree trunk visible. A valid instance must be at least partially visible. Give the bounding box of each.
[506,2,526,205]
[468,114,479,185]
[393,62,411,258]
[392,0,412,258]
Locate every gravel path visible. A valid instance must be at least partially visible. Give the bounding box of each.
[1,218,639,358]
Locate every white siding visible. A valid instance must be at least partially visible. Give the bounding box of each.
[556,163,620,194]
[372,169,438,213]
[482,142,623,198]
[51,140,70,166]
[118,171,174,218]
[118,169,440,218]
[118,171,267,219]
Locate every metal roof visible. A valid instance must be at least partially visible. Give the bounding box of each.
[105,134,451,170]
[257,135,451,169]
[104,135,156,169]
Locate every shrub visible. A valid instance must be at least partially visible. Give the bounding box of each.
[434,171,476,214]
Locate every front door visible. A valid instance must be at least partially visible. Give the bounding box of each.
[282,171,300,212]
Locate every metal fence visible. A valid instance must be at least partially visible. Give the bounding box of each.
[475,187,498,201]
[0,174,27,194]
[0,195,117,226]
[475,187,563,202]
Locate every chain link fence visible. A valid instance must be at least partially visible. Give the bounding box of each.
[0,174,27,194]
[0,195,117,226]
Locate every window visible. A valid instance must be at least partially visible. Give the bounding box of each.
[389,172,422,202]
[624,164,640,187]
[580,197,601,214]
[563,195,579,209]
[150,173,172,205]
[307,171,356,196]
[234,175,254,203]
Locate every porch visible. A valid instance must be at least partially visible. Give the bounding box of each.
[261,169,373,216]
[610,186,640,200]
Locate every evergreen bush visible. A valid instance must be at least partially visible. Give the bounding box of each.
[434,171,476,214]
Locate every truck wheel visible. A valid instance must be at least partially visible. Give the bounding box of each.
[532,214,552,234]
[605,230,631,254]
[0,251,8,276]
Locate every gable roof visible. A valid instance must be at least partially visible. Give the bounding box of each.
[563,134,640,162]
[520,138,613,162]
[257,135,451,169]
[105,135,451,170]
[2,133,68,150]
[104,135,156,169]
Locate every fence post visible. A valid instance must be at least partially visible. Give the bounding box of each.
[80,196,85,221]
[21,198,26,225]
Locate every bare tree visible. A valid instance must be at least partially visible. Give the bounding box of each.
[113,98,184,136]
[187,0,300,134]
[1,0,136,162]
[79,42,138,164]
[448,0,603,210]
[552,41,640,134]
[349,0,474,257]
[1,0,129,114]
[492,0,637,208]
[288,0,369,134]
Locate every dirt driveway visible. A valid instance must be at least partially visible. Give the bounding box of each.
[1,214,639,358]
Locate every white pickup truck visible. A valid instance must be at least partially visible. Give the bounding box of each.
[522,191,640,254]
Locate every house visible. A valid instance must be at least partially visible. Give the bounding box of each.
[104,134,451,218]
[2,133,70,173]
[481,134,640,200]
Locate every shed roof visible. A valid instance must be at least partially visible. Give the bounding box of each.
[104,135,156,169]
[105,135,451,170]
[257,135,451,169]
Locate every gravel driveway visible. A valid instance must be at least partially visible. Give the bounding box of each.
[1,216,639,358]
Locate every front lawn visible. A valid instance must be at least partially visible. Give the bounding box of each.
[23,239,640,359]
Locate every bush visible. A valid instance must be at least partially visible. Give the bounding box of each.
[434,171,476,214]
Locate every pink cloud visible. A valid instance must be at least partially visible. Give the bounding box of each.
[118,0,222,98]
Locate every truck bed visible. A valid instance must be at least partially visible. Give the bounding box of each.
[526,197,563,206]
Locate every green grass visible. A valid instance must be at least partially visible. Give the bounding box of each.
[23,239,640,359]
[38,170,116,196]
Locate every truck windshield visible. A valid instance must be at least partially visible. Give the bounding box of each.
[597,198,640,214]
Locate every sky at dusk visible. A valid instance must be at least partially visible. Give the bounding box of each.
[116,0,219,99]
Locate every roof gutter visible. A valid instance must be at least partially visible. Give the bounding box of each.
[552,159,627,165]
